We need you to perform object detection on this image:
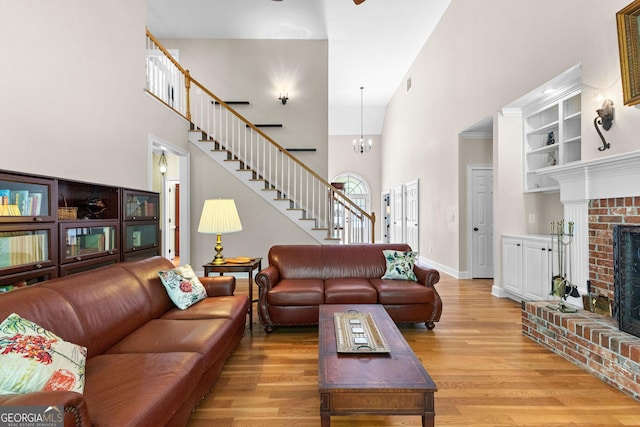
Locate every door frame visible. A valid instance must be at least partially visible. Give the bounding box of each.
[148,135,191,264]
[391,184,404,243]
[466,164,494,279]
[404,179,419,252]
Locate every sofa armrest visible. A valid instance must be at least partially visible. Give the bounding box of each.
[0,391,90,427]
[413,264,440,287]
[255,265,280,292]
[199,275,236,297]
[413,264,442,327]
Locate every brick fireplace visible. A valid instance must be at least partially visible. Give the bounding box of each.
[522,152,640,400]
[588,196,640,306]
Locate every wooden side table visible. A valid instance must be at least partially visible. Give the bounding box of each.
[203,258,262,331]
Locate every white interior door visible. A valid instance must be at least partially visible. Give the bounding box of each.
[405,179,419,251]
[391,185,404,243]
[164,179,179,260]
[471,168,494,278]
[381,191,391,243]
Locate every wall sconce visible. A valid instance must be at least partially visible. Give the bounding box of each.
[279,92,289,105]
[594,99,614,151]
[158,151,168,175]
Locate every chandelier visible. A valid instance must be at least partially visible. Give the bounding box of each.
[353,86,372,154]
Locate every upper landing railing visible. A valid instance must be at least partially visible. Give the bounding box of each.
[145,29,374,243]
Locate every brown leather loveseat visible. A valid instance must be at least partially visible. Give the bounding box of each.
[0,256,249,427]
[256,244,441,333]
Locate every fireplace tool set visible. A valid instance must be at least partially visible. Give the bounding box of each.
[548,220,579,313]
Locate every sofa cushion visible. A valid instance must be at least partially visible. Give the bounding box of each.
[117,256,176,318]
[324,279,377,304]
[0,313,87,394]
[269,245,324,279]
[267,279,324,306]
[381,250,418,281]
[83,352,202,427]
[106,318,234,371]
[158,265,207,310]
[162,295,249,321]
[369,278,434,304]
[0,286,85,346]
[40,267,155,358]
[267,244,412,280]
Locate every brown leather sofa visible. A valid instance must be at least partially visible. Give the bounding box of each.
[0,256,249,427]
[256,244,441,333]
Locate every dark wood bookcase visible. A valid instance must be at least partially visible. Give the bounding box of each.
[0,170,160,291]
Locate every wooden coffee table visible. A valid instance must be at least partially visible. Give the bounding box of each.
[318,304,437,427]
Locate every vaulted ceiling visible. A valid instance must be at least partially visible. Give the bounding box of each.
[146,0,451,134]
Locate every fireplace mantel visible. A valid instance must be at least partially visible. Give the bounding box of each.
[540,150,640,202]
[535,150,640,304]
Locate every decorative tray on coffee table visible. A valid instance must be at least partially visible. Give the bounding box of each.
[333,311,390,353]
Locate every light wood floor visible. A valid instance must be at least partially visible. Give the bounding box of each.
[187,275,640,426]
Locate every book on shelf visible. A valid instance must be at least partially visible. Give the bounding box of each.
[0,205,21,216]
[0,232,47,268]
[28,192,42,216]
[0,189,10,206]
[11,190,29,215]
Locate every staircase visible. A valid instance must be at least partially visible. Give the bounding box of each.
[145,29,374,244]
[188,129,335,243]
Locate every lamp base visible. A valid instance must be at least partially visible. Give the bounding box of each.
[211,233,226,265]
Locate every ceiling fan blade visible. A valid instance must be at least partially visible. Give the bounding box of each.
[353,0,366,4]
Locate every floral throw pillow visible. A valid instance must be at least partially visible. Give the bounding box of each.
[381,250,418,281]
[158,264,207,310]
[0,313,87,394]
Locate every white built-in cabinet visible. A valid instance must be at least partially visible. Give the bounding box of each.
[502,234,555,301]
[523,88,581,192]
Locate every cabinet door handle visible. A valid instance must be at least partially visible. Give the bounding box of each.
[541,248,546,251]
[473,227,479,231]
[517,243,521,246]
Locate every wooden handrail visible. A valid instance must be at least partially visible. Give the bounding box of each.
[145,29,375,241]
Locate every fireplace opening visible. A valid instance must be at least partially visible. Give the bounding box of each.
[613,225,640,338]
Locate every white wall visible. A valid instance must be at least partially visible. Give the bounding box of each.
[158,38,329,178]
[158,38,330,264]
[382,0,640,282]
[0,2,329,268]
[0,0,189,189]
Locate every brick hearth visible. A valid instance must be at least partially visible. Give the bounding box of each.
[521,196,640,401]
[522,301,640,400]
[520,152,640,400]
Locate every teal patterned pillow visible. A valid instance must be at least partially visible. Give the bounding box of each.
[158,264,207,310]
[381,250,418,281]
[0,313,87,394]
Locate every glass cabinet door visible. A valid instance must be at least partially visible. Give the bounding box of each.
[0,224,55,274]
[123,190,159,220]
[0,172,54,222]
[60,221,119,263]
[124,221,159,252]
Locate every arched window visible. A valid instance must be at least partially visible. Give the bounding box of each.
[332,173,370,212]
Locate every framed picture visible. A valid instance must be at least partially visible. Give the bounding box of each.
[617,0,640,106]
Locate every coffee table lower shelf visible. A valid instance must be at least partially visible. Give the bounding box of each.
[318,304,437,427]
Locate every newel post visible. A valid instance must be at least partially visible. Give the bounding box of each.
[371,212,375,243]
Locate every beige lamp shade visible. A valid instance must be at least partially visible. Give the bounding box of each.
[198,199,242,265]
[197,199,243,234]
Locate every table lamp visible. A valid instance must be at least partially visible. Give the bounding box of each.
[197,199,243,265]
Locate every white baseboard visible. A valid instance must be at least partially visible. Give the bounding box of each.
[417,256,461,279]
